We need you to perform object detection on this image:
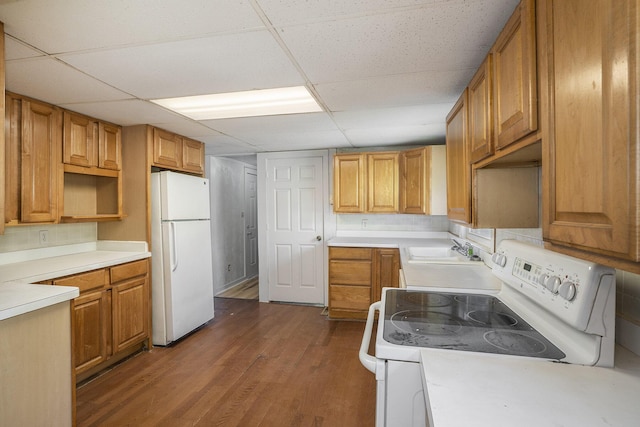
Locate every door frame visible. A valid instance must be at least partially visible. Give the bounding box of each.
[257,150,336,303]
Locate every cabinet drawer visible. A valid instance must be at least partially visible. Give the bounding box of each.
[329,260,372,286]
[330,285,371,311]
[54,269,108,293]
[329,247,372,260]
[110,260,148,283]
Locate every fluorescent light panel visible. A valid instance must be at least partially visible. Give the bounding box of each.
[152,86,323,120]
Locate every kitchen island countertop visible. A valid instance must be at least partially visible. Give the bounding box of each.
[420,345,640,427]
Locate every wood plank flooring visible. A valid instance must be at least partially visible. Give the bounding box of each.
[216,277,259,300]
[76,298,376,426]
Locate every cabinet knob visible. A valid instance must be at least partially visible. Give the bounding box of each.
[316,235,322,241]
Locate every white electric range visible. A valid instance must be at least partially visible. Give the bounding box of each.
[359,239,616,427]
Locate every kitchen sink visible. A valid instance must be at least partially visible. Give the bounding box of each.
[405,246,481,265]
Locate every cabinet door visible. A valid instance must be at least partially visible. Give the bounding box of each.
[152,128,182,169]
[400,147,429,214]
[98,122,121,170]
[21,99,61,223]
[468,55,493,163]
[333,153,365,213]
[182,137,204,174]
[5,94,21,224]
[112,277,149,353]
[446,91,471,224]
[540,0,639,262]
[63,111,97,168]
[367,152,399,213]
[328,247,372,319]
[493,0,537,149]
[72,289,111,374]
[372,248,399,303]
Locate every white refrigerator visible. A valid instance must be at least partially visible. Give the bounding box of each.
[151,171,214,346]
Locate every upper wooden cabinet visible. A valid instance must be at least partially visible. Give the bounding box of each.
[334,147,446,215]
[468,55,494,164]
[446,91,472,224]
[400,147,430,214]
[446,89,539,228]
[182,137,205,174]
[5,93,61,225]
[152,128,204,175]
[99,122,122,170]
[539,0,640,270]
[492,0,537,150]
[399,145,447,215]
[63,111,121,171]
[333,153,366,213]
[367,152,399,213]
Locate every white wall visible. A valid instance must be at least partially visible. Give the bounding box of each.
[207,156,256,296]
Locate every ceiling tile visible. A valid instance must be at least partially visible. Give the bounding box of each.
[314,70,469,111]
[277,0,518,83]
[333,104,454,129]
[5,36,44,60]
[346,123,446,147]
[59,31,305,99]
[58,99,183,126]
[202,112,339,135]
[257,0,444,25]
[6,57,132,105]
[0,0,265,53]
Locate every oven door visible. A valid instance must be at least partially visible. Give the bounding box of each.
[360,301,427,427]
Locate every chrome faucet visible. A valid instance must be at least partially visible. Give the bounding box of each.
[451,239,471,257]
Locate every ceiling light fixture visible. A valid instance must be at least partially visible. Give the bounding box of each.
[151,86,323,120]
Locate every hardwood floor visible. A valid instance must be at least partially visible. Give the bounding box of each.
[76,298,376,426]
[216,277,259,300]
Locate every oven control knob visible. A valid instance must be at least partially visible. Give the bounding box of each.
[558,281,577,301]
[544,276,561,293]
[492,253,507,267]
[538,273,549,286]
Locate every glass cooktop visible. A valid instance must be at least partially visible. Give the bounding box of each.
[383,289,566,359]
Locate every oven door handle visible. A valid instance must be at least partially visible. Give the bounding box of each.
[359,301,381,374]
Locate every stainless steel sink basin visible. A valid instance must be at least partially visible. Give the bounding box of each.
[405,246,480,265]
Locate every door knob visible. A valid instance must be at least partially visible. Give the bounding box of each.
[316,235,322,241]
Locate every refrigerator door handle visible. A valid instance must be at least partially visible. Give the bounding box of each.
[170,222,179,272]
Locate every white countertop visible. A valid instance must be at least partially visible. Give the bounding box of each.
[420,346,640,427]
[328,233,502,293]
[0,283,79,321]
[326,231,451,248]
[0,240,150,321]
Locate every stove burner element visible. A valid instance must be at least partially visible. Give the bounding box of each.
[484,330,547,355]
[405,292,452,308]
[467,310,518,327]
[391,311,462,336]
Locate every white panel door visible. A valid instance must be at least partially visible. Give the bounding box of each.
[266,156,324,304]
[245,168,258,278]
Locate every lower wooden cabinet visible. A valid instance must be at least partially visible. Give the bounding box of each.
[328,246,399,320]
[54,259,149,380]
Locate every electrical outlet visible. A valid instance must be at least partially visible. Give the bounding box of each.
[362,219,368,229]
[227,264,231,271]
[39,230,49,246]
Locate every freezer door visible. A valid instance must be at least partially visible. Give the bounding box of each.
[161,220,214,343]
[158,171,210,221]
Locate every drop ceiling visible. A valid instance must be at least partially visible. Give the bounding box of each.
[0,0,519,157]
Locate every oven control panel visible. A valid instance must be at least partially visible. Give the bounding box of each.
[491,240,615,333]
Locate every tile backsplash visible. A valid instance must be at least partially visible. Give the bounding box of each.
[337,214,449,232]
[0,223,97,252]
